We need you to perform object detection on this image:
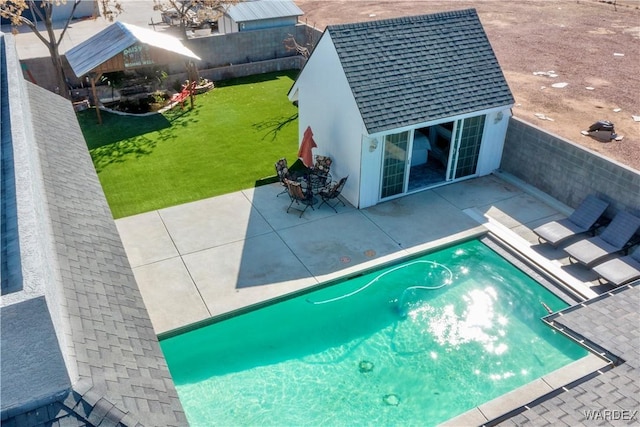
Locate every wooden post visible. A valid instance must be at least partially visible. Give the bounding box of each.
[186,61,199,109]
[89,72,103,124]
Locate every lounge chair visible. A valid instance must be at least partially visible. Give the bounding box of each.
[592,246,640,287]
[563,211,640,267]
[533,195,609,247]
[318,176,348,213]
[284,178,314,217]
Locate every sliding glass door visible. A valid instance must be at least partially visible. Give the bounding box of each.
[450,115,485,180]
[380,131,409,198]
[379,114,485,201]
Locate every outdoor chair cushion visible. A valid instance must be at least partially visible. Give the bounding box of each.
[564,211,640,267]
[284,178,314,217]
[592,246,640,287]
[533,195,609,247]
[318,176,348,213]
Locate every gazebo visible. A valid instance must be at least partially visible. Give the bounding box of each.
[66,21,201,123]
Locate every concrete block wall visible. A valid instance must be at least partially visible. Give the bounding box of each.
[501,116,640,217]
[1,36,22,295]
[22,56,69,96]
[1,34,60,306]
[167,56,304,88]
[118,23,317,92]
[185,23,319,69]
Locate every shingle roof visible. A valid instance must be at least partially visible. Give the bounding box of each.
[226,0,303,22]
[1,32,186,426]
[66,21,200,78]
[22,82,186,426]
[498,283,640,426]
[326,9,514,134]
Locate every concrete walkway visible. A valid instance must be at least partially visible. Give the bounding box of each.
[116,173,604,336]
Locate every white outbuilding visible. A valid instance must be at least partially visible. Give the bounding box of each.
[288,9,515,208]
[218,0,304,33]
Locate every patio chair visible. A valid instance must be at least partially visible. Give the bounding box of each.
[563,211,640,267]
[310,155,332,189]
[592,246,640,287]
[274,158,290,197]
[284,178,315,217]
[533,195,609,247]
[318,176,348,213]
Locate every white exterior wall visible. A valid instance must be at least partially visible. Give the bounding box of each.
[359,134,384,208]
[218,15,239,33]
[476,107,512,175]
[291,33,366,207]
[358,106,513,208]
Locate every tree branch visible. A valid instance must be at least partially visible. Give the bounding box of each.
[27,0,46,23]
[57,0,82,45]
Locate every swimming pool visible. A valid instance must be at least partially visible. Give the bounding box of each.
[161,239,589,426]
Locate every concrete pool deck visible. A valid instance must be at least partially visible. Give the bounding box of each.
[116,172,597,336]
[115,171,639,425]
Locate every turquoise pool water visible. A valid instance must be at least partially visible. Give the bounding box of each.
[161,240,588,426]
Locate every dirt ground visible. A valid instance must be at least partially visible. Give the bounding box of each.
[295,0,640,171]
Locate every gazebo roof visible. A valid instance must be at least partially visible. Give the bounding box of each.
[66,21,200,77]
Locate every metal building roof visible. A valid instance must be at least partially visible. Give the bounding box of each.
[226,0,303,23]
[325,9,515,134]
[66,21,200,78]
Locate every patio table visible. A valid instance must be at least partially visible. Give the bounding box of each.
[289,170,326,195]
[287,158,331,197]
[309,171,332,194]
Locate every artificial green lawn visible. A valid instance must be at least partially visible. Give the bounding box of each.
[77,71,300,219]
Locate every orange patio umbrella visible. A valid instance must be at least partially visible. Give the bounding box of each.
[298,126,317,168]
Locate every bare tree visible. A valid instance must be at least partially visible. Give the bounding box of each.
[0,0,122,99]
[283,23,318,59]
[153,0,238,38]
[283,33,309,59]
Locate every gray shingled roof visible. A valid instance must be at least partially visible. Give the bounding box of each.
[497,283,640,426]
[326,9,514,134]
[1,32,185,426]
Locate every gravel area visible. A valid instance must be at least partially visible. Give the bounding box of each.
[296,0,640,170]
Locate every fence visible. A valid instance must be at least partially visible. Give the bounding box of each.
[500,116,640,216]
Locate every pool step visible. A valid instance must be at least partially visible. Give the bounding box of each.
[463,207,598,301]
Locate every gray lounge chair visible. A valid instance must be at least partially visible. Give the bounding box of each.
[592,246,640,287]
[533,195,609,247]
[564,211,640,267]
